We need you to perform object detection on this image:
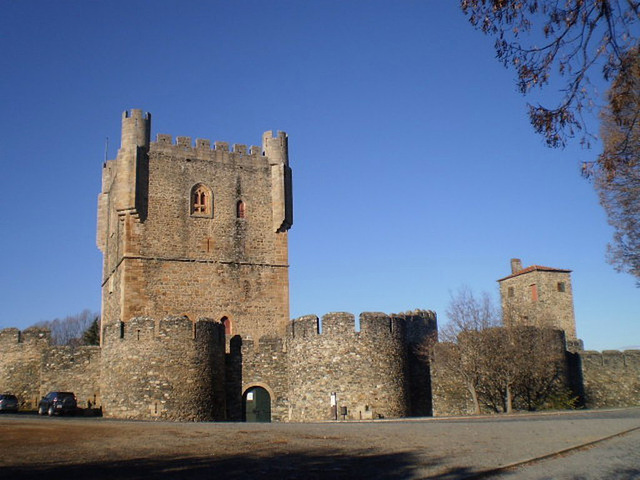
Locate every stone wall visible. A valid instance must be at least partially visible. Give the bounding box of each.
[287,312,408,422]
[399,310,437,416]
[581,350,640,408]
[100,316,226,421]
[0,328,101,411]
[431,327,570,416]
[499,261,577,340]
[97,110,292,343]
[40,346,101,409]
[234,336,289,422]
[431,341,478,417]
[0,328,50,409]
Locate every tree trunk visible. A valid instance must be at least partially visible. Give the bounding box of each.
[467,382,481,415]
[505,383,513,414]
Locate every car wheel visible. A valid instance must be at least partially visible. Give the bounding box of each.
[38,405,45,416]
[47,405,54,416]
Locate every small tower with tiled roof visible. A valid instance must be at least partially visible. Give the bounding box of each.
[498,258,578,345]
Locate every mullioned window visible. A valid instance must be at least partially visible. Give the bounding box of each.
[190,184,213,217]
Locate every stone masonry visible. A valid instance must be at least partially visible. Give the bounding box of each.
[498,258,578,343]
[97,110,292,342]
[1,113,638,420]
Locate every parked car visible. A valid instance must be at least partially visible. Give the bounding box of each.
[0,393,19,413]
[38,392,77,416]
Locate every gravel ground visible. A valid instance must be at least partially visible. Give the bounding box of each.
[0,408,639,479]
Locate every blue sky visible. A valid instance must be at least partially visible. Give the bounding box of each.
[0,0,637,350]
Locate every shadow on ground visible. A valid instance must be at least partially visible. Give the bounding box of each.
[0,450,487,480]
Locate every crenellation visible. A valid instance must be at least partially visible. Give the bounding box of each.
[156,134,173,145]
[262,130,289,166]
[395,310,438,344]
[214,141,229,151]
[624,350,640,368]
[289,315,319,338]
[321,312,356,335]
[602,350,626,368]
[20,328,51,344]
[196,138,211,150]
[0,328,21,345]
[176,136,192,148]
[100,315,226,421]
[157,316,194,339]
[287,310,412,421]
[250,145,261,156]
[232,144,247,155]
[359,312,396,336]
[581,349,640,408]
[126,317,156,340]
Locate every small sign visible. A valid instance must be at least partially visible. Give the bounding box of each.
[247,392,254,401]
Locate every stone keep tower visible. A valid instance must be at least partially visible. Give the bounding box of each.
[97,110,293,341]
[498,258,578,342]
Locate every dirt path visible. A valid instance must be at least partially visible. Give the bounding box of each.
[1,408,639,479]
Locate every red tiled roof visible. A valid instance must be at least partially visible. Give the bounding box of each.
[497,265,572,282]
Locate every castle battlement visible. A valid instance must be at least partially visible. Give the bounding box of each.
[240,335,286,354]
[149,133,276,169]
[289,311,437,343]
[393,309,438,343]
[581,349,640,368]
[0,327,51,346]
[288,312,404,340]
[103,316,224,344]
[153,133,263,157]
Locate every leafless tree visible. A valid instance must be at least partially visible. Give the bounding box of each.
[440,286,501,341]
[510,327,568,410]
[32,309,98,346]
[426,288,501,414]
[461,0,639,151]
[427,288,573,414]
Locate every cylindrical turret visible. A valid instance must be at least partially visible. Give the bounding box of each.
[262,130,288,165]
[121,109,151,151]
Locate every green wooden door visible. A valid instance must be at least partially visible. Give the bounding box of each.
[244,387,271,422]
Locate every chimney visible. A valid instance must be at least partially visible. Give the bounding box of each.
[510,258,523,274]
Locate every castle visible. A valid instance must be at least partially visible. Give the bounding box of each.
[0,110,638,421]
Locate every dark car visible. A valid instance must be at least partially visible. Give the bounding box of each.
[0,393,19,413]
[38,392,77,416]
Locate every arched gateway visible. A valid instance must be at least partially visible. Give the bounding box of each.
[243,386,271,422]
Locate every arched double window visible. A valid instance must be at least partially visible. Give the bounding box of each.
[190,184,213,217]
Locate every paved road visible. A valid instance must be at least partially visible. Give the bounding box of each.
[485,427,640,480]
[0,408,639,479]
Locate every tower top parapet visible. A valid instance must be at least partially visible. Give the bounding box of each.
[120,109,151,151]
[262,130,288,166]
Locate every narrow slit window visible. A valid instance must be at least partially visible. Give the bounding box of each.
[221,316,232,335]
[236,200,246,219]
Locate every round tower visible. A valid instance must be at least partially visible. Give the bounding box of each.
[100,316,226,421]
[287,312,408,422]
[121,109,151,151]
[262,130,288,165]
